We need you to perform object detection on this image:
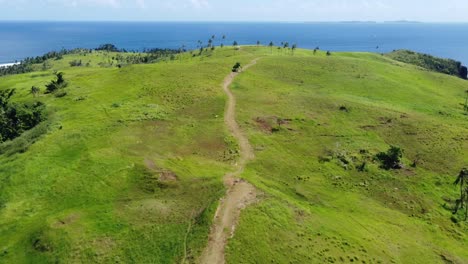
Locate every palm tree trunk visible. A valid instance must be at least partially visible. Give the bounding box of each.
[461,180,465,208]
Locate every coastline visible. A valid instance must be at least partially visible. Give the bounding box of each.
[0,62,20,68]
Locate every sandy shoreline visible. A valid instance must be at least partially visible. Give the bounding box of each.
[0,62,20,68]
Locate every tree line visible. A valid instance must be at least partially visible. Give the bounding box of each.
[0,88,45,143]
[0,45,181,76]
[386,50,468,79]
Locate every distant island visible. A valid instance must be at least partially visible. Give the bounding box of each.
[304,20,423,24]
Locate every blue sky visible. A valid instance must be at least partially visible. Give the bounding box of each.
[0,0,467,22]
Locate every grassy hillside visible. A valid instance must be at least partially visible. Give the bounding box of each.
[0,47,467,263]
[386,49,467,79]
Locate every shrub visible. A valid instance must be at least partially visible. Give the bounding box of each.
[69,60,82,67]
[232,62,242,72]
[45,72,68,94]
[376,146,403,170]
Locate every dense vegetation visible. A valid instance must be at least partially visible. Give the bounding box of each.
[0,45,181,77]
[387,49,468,79]
[0,89,45,143]
[0,46,467,263]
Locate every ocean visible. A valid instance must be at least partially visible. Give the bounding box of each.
[1,22,468,65]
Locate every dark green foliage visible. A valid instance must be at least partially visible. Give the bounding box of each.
[95,43,120,52]
[114,49,180,65]
[375,146,403,170]
[232,62,242,73]
[386,50,468,79]
[0,63,32,76]
[30,86,40,97]
[453,168,468,220]
[0,48,90,77]
[2,45,179,77]
[23,48,90,66]
[326,51,332,56]
[45,72,67,94]
[69,60,82,67]
[460,66,468,79]
[0,120,49,155]
[291,44,297,55]
[0,89,45,143]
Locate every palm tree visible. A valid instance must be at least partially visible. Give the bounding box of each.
[283,42,289,55]
[30,86,40,97]
[454,168,468,219]
[292,44,297,56]
[464,89,468,113]
[269,41,274,54]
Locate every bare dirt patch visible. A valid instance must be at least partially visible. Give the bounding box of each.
[144,158,178,183]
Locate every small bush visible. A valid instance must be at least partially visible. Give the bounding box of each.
[69,60,82,67]
[376,146,403,170]
[45,72,68,94]
[232,62,242,72]
[339,106,349,112]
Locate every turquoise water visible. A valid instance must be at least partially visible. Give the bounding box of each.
[1,22,467,64]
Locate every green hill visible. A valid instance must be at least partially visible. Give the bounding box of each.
[0,46,467,263]
[386,49,468,79]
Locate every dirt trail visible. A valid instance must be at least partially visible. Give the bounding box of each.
[199,59,259,264]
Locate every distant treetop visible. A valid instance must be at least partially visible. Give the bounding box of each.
[95,44,120,52]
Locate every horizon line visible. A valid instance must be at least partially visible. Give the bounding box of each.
[1,20,468,24]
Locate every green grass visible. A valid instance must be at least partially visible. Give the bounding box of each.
[226,49,468,263]
[0,47,257,263]
[0,46,467,263]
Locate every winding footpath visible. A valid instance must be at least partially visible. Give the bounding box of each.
[200,59,259,264]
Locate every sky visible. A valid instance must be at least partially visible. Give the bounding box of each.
[0,0,467,22]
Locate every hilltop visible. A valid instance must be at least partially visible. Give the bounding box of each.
[0,46,467,263]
